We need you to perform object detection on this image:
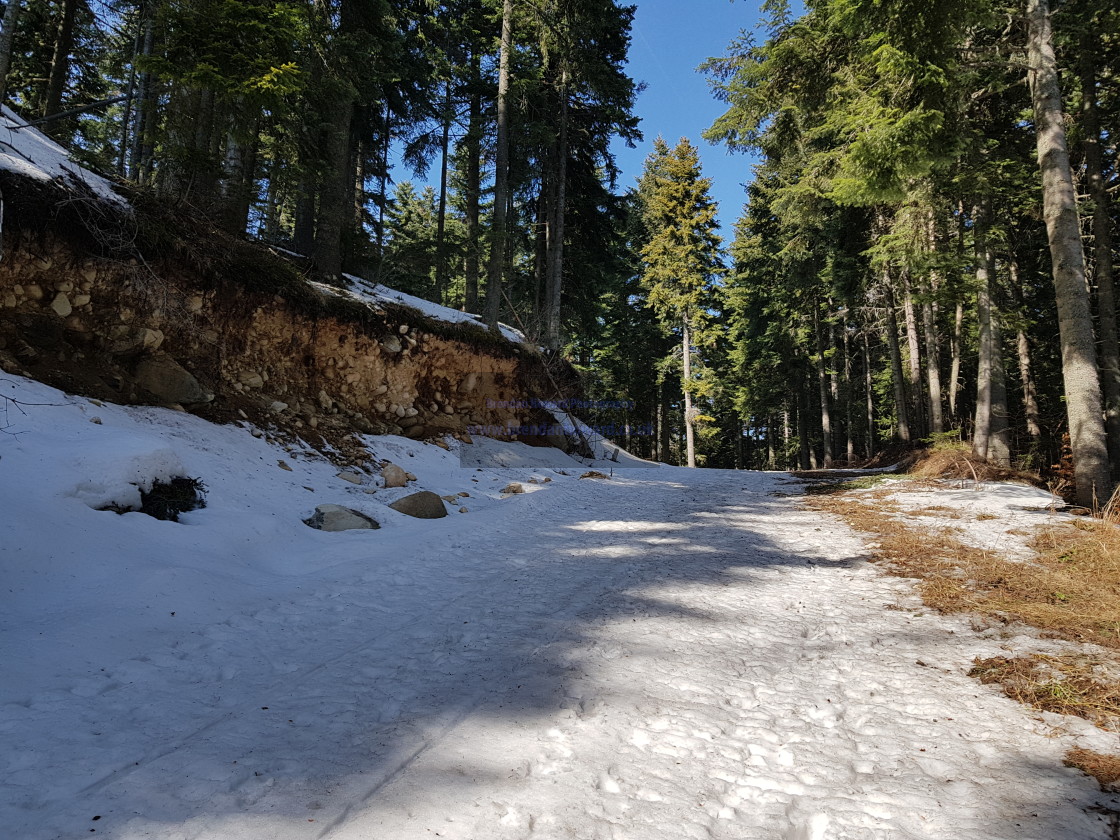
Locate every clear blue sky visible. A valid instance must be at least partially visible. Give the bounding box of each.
[612,0,772,234]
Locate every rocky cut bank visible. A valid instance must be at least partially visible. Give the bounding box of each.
[0,162,578,449]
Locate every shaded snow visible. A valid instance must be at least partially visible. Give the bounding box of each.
[0,106,124,203]
[1,375,1118,840]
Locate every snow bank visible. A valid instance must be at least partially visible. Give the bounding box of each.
[0,106,123,204]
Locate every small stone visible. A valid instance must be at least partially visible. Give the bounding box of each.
[380,335,402,354]
[50,293,72,318]
[55,280,74,293]
[278,460,293,471]
[239,371,265,389]
[251,429,264,438]
[2,295,16,308]
[24,284,43,301]
[501,483,524,495]
[237,409,248,419]
[459,507,468,513]
[337,470,364,485]
[90,417,103,425]
[398,324,409,334]
[405,472,417,482]
[457,492,470,497]
[441,495,458,503]
[433,439,450,450]
[72,294,91,307]
[269,401,288,413]
[381,463,409,488]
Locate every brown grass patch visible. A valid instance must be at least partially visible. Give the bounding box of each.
[969,655,1120,728]
[1064,747,1120,791]
[806,495,1120,650]
[904,444,1046,487]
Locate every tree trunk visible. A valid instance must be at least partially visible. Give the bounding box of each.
[129,4,156,182]
[42,0,79,132]
[813,299,833,467]
[949,301,963,422]
[883,277,911,443]
[972,208,1010,464]
[1027,0,1112,506]
[544,69,569,351]
[312,96,355,282]
[843,311,855,463]
[435,80,452,302]
[1080,32,1120,477]
[863,329,876,458]
[902,272,925,438]
[682,320,696,468]
[658,378,671,464]
[921,295,944,435]
[0,0,22,105]
[1008,253,1042,440]
[484,0,513,328]
[464,50,482,314]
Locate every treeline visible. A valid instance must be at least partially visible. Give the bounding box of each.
[663,0,1114,507]
[581,0,1119,508]
[0,0,640,349]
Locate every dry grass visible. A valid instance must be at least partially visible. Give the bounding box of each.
[903,443,1046,487]
[806,496,1120,650]
[1064,747,1120,791]
[969,655,1120,729]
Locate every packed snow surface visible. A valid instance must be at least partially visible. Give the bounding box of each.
[2,375,1118,839]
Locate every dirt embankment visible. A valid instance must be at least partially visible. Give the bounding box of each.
[0,172,573,453]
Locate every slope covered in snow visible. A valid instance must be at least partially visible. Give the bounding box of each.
[0,106,123,204]
[1,374,1118,840]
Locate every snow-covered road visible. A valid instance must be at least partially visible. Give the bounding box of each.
[4,432,1118,839]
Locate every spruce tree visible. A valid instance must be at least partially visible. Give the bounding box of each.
[637,137,723,468]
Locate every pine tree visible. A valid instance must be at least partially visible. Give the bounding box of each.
[637,137,724,469]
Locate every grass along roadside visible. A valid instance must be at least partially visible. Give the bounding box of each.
[803,478,1120,789]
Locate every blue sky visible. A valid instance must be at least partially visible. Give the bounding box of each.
[612,0,772,235]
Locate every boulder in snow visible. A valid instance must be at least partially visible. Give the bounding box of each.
[304,504,379,531]
[388,491,447,519]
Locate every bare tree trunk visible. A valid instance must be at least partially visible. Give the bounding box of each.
[843,311,855,463]
[464,51,482,314]
[949,301,963,422]
[658,378,671,464]
[863,329,876,458]
[902,271,925,438]
[544,69,569,351]
[973,207,1011,464]
[42,0,79,130]
[1080,32,1120,477]
[1008,253,1042,439]
[1027,0,1112,506]
[682,320,696,468]
[0,0,22,105]
[484,0,513,328]
[129,3,156,181]
[813,299,833,467]
[797,389,812,470]
[312,96,355,282]
[921,295,944,434]
[434,80,452,302]
[883,278,911,443]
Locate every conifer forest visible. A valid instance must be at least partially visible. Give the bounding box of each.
[2,0,1118,506]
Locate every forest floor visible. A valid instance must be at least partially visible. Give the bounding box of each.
[3,374,1120,840]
